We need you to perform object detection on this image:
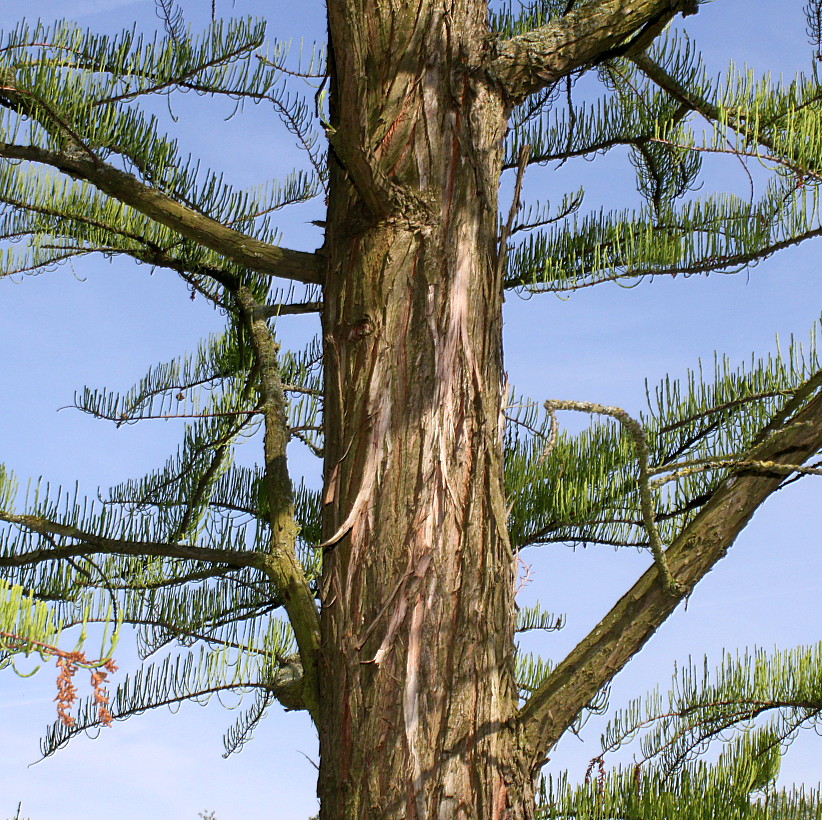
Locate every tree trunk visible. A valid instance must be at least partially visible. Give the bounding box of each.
[317,0,532,816]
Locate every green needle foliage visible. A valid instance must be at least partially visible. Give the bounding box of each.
[602,642,822,776]
[0,576,66,666]
[538,731,819,819]
[0,0,820,814]
[506,324,821,551]
[536,642,822,818]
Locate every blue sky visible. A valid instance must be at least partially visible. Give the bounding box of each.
[0,1,820,818]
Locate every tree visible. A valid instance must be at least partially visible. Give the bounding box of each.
[0,0,821,816]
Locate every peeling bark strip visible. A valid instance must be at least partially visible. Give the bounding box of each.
[318,0,527,815]
[315,0,706,818]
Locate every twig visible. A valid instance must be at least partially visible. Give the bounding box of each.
[497,144,531,281]
[545,399,682,596]
[650,457,822,487]
[538,406,559,464]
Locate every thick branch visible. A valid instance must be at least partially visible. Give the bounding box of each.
[0,142,323,285]
[324,127,396,220]
[325,126,431,223]
[264,654,307,712]
[490,0,698,105]
[517,385,822,771]
[235,287,322,722]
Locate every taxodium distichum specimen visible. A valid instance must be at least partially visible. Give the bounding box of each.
[1,0,821,816]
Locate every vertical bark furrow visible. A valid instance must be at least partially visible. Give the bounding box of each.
[316,1,540,815]
[319,1,531,815]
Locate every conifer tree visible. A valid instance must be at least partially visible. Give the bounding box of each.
[0,0,821,817]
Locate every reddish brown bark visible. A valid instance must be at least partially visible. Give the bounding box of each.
[317,0,530,816]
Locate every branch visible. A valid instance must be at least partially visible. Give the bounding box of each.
[504,222,822,292]
[518,384,822,772]
[55,241,321,319]
[0,511,263,569]
[629,51,782,159]
[85,563,238,591]
[490,0,699,105]
[263,654,307,712]
[600,697,822,765]
[254,301,323,318]
[545,399,682,595]
[497,144,531,280]
[324,126,429,222]
[127,243,240,294]
[234,287,321,722]
[650,456,822,487]
[0,187,241,299]
[0,142,323,285]
[42,679,291,755]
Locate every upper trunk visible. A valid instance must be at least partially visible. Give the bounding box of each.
[317,0,531,816]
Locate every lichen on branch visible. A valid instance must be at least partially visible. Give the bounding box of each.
[490,0,699,105]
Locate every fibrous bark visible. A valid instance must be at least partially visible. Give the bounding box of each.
[313,0,716,817]
[318,0,526,815]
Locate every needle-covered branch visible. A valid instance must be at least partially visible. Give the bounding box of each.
[0,511,264,569]
[490,0,699,105]
[0,142,322,285]
[650,456,822,487]
[234,286,321,722]
[519,384,822,772]
[629,51,814,168]
[43,674,304,756]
